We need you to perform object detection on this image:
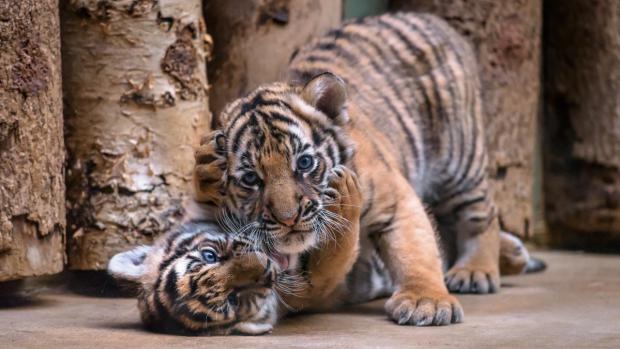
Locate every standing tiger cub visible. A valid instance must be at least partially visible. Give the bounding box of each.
[194,12,537,326]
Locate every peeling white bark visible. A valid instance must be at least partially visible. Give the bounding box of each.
[62,0,210,269]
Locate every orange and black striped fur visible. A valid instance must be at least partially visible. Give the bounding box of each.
[193,12,540,326]
[108,169,363,335]
[107,222,279,335]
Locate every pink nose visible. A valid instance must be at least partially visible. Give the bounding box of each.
[265,201,300,227]
[279,213,298,227]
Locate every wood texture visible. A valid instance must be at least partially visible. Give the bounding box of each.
[62,0,210,269]
[205,0,342,119]
[544,0,620,248]
[0,0,65,281]
[390,0,542,238]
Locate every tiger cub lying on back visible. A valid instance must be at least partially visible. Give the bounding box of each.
[193,12,540,326]
[108,221,280,335]
[108,166,363,335]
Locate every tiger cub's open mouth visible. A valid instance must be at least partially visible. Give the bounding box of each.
[269,251,290,270]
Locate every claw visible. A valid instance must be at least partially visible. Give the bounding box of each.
[386,291,463,326]
[445,267,499,294]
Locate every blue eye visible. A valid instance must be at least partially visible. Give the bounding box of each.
[240,172,260,187]
[297,155,314,171]
[201,249,219,263]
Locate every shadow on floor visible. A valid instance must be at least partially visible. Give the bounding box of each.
[67,271,138,298]
[0,293,58,309]
[0,279,59,309]
[96,320,145,332]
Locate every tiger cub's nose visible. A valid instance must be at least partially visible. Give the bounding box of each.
[273,210,298,227]
[265,197,302,227]
[265,205,299,227]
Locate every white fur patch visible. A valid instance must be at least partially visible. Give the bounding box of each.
[174,257,191,276]
[233,322,273,335]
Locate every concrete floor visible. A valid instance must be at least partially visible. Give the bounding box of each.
[1,251,619,349]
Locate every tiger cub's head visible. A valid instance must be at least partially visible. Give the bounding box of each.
[194,73,355,260]
[107,221,279,336]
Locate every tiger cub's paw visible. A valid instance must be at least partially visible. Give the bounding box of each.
[231,322,273,336]
[193,131,227,205]
[445,267,500,294]
[324,166,362,222]
[385,290,464,326]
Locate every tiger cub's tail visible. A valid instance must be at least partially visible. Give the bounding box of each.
[499,231,546,275]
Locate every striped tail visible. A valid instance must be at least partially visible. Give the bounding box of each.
[499,231,546,275]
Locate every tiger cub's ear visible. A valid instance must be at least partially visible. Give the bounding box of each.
[301,72,349,125]
[107,245,152,282]
[194,130,227,207]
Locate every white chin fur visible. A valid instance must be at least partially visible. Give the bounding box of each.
[274,232,317,254]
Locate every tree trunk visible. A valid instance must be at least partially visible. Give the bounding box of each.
[544,0,620,249]
[62,0,210,269]
[390,0,542,239]
[205,0,342,118]
[0,0,65,281]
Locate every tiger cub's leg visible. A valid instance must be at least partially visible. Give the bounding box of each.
[435,177,501,294]
[281,166,362,312]
[372,177,463,326]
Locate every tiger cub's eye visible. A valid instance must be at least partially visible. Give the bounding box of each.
[240,172,260,187]
[296,154,314,171]
[201,248,219,264]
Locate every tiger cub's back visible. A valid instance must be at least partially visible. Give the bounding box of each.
[288,12,485,203]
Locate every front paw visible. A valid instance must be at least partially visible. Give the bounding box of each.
[385,290,463,326]
[445,267,500,294]
[193,132,227,205]
[232,322,273,335]
[325,166,362,221]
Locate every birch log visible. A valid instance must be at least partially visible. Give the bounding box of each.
[0,0,65,281]
[205,0,342,119]
[544,0,620,248]
[62,0,210,269]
